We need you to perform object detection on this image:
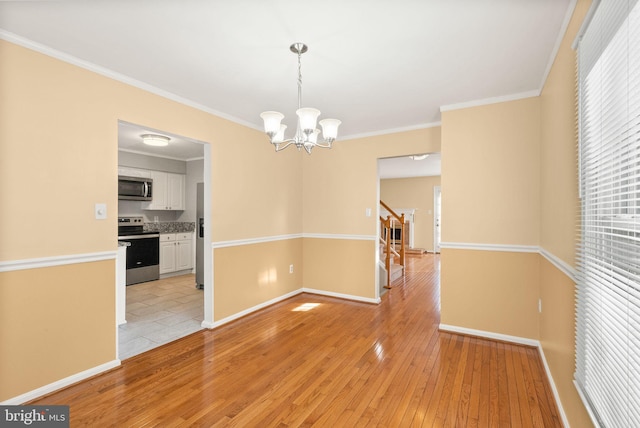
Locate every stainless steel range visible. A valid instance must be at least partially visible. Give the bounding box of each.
[117,216,160,285]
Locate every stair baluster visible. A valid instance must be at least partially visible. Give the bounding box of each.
[379,200,406,288]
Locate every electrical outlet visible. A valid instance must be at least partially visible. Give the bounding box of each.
[538,298,542,313]
[289,264,294,274]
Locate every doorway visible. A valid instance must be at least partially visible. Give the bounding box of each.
[116,120,212,360]
[377,153,441,294]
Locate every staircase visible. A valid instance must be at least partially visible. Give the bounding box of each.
[379,200,405,289]
[380,244,404,283]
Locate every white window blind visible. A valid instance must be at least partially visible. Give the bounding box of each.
[576,0,640,427]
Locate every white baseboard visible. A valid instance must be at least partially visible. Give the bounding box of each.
[538,346,571,427]
[205,289,304,329]
[201,320,216,329]
[2,359,121,405]
[201,287,380,330]
[438,323,539,347]
[439,323,569,427]
[302,288,381,305]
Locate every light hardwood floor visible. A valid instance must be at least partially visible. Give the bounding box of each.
[31,254,561,427]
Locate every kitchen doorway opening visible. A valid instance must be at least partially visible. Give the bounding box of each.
[116,120,213,360]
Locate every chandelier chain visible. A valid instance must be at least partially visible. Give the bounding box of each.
[297,49,303,111]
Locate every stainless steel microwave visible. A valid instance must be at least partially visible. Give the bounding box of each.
[118,175,153,201]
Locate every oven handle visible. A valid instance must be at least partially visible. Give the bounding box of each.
[118,234,160,240]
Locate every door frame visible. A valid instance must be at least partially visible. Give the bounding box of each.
[433,185,441,253]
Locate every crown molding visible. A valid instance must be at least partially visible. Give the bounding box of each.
[440,90,540,113]
[340,122,442,141]
[0,29,261,132]
[539,0,578,90]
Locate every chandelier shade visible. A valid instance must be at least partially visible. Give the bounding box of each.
[260,43,341,154]
[319,119,341,140]
[259,111,285,136]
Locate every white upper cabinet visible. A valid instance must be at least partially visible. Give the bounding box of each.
[167,173,185,210]
[142,171,185,211]
[118,166,151,178]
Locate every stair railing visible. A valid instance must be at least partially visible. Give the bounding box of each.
[380,215,392,288]
[379,200,406,288]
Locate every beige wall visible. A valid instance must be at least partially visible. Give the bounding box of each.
[539,0,593,426]
[0,261,115,400]
[440,249,540,338]
[441,97,541,246]
[213,239,302,320]
[0,39,302,401]
[380,176,441,252]
[440,97,541,340]
[303,238,376,299]
[540,9,582,268]
[540,259,592,427]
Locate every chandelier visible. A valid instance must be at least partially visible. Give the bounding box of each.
[260,43,341,154]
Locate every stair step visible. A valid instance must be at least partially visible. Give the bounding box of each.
[389,264,404,283]
[405,248,426,255]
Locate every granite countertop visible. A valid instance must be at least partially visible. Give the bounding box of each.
[144,221,195,234]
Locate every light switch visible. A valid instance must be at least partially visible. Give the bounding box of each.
[365,208,372,217]
[95,203,107,220]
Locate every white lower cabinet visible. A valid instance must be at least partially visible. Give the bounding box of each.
[160,233,193,275]
[160,236,177,274]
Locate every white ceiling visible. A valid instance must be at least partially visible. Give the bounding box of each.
[379,153,441,179]
[118,121,205,161]
[0,0,574,176]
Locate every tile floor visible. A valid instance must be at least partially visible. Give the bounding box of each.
[118,274,203,360]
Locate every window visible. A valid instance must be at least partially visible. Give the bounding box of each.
[576,1,640,427]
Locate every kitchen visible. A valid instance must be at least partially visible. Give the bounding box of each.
[116,121,206,360]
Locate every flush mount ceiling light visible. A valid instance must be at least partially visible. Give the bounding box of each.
[141,134,170,147]
[410,154,429,161]
[260,43,341,155]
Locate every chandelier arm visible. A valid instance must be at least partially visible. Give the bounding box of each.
[274,139,297,152]
[313,140,333,149]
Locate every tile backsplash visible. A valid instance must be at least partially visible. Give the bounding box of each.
[144,222,195,234]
